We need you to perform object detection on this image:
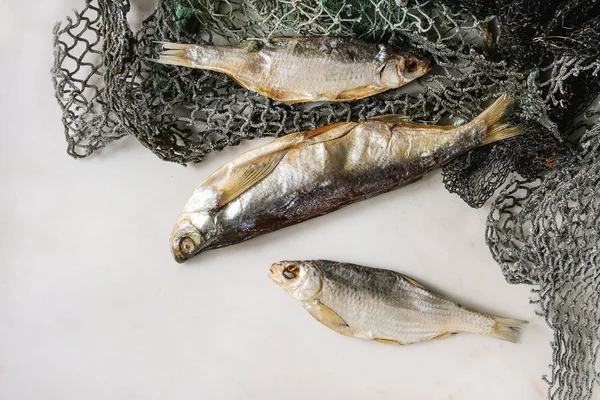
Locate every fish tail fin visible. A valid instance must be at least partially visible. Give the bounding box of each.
[473,94,523,145]
[488,316,528,343]
[155,42,197,68]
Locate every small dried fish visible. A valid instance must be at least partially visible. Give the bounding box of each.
[269,260,528,345]
[170,95,521,263]
[156,36,430,103]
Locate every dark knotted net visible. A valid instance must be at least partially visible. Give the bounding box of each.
[52,1,599,398]
[487,108,600,400]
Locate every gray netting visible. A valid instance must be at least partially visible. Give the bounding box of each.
[51,1,600,399]
[486,107,600,399]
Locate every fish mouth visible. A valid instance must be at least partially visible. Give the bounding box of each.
[173,252,187,264]
[405,52,431,75]
[170,239,199,264]
[414,56,431,74]
[421,57,431,72]
[170,230,206,264]
[268,263,281,280]
[171,246,188,264]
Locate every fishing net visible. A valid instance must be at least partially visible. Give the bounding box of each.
[486,107,600,400]
[51,0,600,398]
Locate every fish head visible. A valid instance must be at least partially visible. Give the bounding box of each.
[268,260,323,301]
[170,212,214,263]
[380,52,430,87]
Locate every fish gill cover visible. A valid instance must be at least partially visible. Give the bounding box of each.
[51,0,600,399]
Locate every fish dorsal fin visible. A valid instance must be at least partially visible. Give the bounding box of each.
[368,114,410,124]
[302,121,358,144]
[203,122,356,208]
[268,36,311,44]
[368,115,455,131]
[398,273,427,290]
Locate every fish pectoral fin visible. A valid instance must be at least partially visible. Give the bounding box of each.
[336,85,385,101]
[202,121,354,208]
[202,132,307,206]
[305,301,352,336]
[430,332,457,341]
[373,337,403,345]
[398,273,427,290]
[216,150,289,206]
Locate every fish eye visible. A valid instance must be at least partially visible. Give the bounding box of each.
[282,264,300,279]
[404,57,419,73]
[179,236,197,255]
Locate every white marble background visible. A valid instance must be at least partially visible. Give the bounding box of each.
[1,1,587,399]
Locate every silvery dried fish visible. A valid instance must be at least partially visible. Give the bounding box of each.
[156,36,430,103]
[269,260,528,344]
[170,95,521,263]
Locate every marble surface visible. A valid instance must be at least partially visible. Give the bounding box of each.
[0,1,583,399]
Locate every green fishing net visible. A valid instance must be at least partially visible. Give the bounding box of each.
[52,1,600,398]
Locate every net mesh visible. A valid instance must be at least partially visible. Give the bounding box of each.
[487,109,600,399]
[51,1,600,398]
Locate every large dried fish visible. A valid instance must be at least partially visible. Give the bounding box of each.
[269,260,528,344]
[170,95,521,263]
[156,36,430,103]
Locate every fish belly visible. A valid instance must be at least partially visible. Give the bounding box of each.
[264,51,380,101]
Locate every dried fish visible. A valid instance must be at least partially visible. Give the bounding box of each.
[156,36,430,103]
[269,260,528,344]
[170,95,521,262]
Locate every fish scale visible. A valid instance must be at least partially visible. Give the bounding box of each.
[157,36,430,103]
[319,262,463,341]
[268,51,378,96]
[269,260,527,345]
[169,95,522,262]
